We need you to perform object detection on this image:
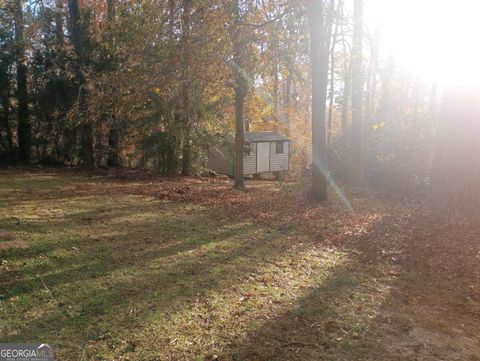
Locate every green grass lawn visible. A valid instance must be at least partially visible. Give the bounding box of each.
[1,170,479,360]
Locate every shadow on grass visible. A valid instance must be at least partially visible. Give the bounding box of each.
[229,214,480,361]
[2,223,304,360]
[0,171,388,360]
[229,255,393,360]
[3,171,478,361]
[0,196,254,298]
[227,213,405,360]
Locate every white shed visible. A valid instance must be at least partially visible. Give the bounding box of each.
[208,131,290,176]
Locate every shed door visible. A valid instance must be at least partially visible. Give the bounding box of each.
[256,142,270,173]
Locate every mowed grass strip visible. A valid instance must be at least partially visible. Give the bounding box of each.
[0,171,399,360]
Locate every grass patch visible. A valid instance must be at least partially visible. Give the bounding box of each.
[1,170,479,360]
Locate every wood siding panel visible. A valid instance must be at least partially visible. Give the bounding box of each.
[270,141,289,172]
[244,143,257,175]
[208,140,289,176]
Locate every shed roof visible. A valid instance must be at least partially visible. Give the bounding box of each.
[244,131,290,142]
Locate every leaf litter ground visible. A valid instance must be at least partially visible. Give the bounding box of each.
[0,169,479,360]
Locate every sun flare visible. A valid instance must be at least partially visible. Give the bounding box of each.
[369,0,480,85]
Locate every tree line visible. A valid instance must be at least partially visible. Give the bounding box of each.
[2,0,474,212]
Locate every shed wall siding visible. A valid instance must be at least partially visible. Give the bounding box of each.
[207,146,233,176]
[244,145,257,175]
[208,139,289,176]
[270,141,289,172]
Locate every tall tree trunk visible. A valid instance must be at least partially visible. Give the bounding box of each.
[55,0,64,44]
[365,32,378,124]
[14,0,31,162]
[165,0,178,175]
[106,0,119,167]
[341,60,351,133]
[181,0,192,175]
[432,84,480,217]
[166,109,179,175]
[324,0,335,61]
[181,126,191,174]
[234,78,246,190]
[284,69,292,135]
[55,0,70,163]
[327,1,340,144]
[340,0,350,134]
[1,87,13,151]
[310,0,329,201]
[107,118,119,167]
[269,22,280,121]
[284,12,300,135]
[368,52,378,122]
[68,0,94,167]
[351,0,364,184]
[232,0,245,190]
[273,63,279,117]
[166,137,178,174]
